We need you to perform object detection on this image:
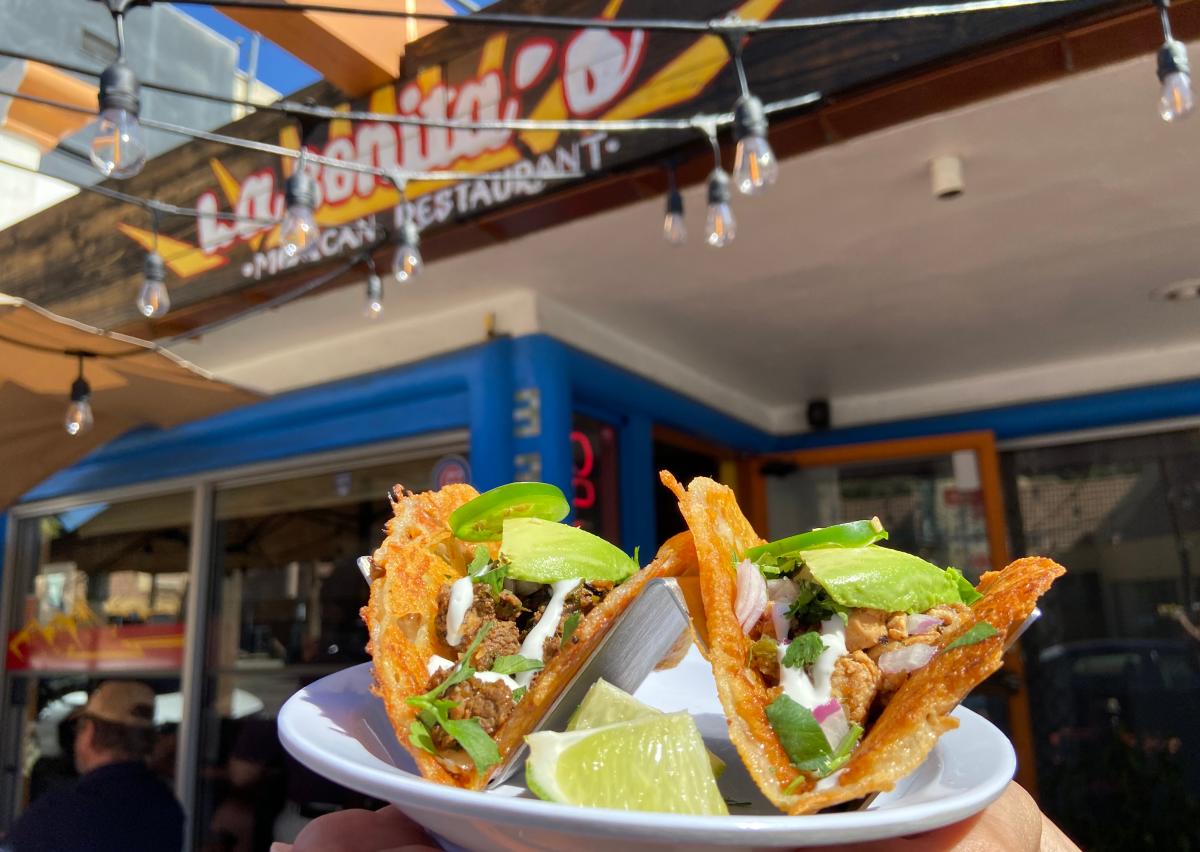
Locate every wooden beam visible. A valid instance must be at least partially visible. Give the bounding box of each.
[220,0,455,97]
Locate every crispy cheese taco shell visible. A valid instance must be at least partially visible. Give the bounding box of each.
[659,471,1065,815]
[363,483,697,790]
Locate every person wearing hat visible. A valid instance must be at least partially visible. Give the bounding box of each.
[6,681,184,852]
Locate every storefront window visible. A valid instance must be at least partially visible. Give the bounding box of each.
[1,493,192,827]
[1003,431,1200,850]
[763,453,1007,728]
[193,455,449,850]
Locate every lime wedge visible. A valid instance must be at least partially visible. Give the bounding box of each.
[568,679,725,778]
[525,712,728,815]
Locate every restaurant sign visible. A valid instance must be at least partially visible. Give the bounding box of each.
[114,0,787,285]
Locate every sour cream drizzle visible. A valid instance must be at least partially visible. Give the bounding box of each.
[515,578,581,688]
[776,617,848,710]
[444,576,474,646]
[425,654,519,692]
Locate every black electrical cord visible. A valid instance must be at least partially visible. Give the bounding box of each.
[170,0,1088,34]
[0,46,821,134]
[0,155,277,225]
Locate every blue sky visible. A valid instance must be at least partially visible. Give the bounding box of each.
[173,2,497,95]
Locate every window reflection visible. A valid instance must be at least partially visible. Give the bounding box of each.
[196,457,444,850]
[1004,432,1200,850]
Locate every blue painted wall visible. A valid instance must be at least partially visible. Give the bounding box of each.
[18,333,1200,559]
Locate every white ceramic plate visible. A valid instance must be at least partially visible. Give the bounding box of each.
[278,648,1015,851]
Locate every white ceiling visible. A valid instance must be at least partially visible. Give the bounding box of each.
[172,45,1200,435]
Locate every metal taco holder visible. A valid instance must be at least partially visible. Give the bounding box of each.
[488,576,693,788]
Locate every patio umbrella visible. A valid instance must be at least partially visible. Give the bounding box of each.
[0,294,260,510]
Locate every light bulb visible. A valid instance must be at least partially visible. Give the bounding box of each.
[365,272,384,320]
[137,252,169,318]
[1160,70,1195,121]
[1157,39,1194,123]
[393,220,423,283]
[705,202,736,247]
[663,189,686,245]
[281,169,319,257]
[734,135,779,195]
[705,169,736,248]
[280,205,318,257]
[90,108,148,179]
[65,376,93,437]
[91,61,146,179]
[137,278,170,318]
[732,94,777,195]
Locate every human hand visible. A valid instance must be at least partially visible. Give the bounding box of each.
[270,806,438,852]
[270,782,1078,852]
[816,781,1079,852]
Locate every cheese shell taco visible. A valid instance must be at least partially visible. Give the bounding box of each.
[660,471,1063,814]
[363,482,696,790]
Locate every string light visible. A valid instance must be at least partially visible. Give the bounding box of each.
[90,6,147,179]
[723,29,778,196]
[701,130,736,248]
[663,166,687,246]
[136,211,170,318]
[388,179,423,283]
[281,152,320,257]
[64,354,94,436]
[364,256,384,319]
[0,0,1178,293]
[167,0,1097,35]
[1154,0,1193,122]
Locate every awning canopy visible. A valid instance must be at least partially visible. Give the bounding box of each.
[0,294,260,509]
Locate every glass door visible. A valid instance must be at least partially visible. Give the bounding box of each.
[0,492,194,830]
[749,432,1038,792]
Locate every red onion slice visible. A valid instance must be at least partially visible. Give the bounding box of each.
[819,706,850,750]
[770,602,791,641]
[906,613,941,635]
[734,559,768,634]
[812,698,841,724]
[878,642,937,674]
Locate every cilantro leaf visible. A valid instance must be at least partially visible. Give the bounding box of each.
[472,564,509,598]
[407,622,493,710]
[468,546,491,574]
[409,719,436,754]
[768,694,864,783]
[826,723,864,774]
[765,695,834,774]
[442,717,501,771]
[944,620,999,651]
[785,580,844,626]
[947,568,982,605]
[511,686,526,702]
[781,632,825,670]
[560,611,581,647]
[490,655,543,675]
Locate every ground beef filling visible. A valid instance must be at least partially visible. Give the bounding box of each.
[423,575,616,749]
[435,583,522,669]
[424,667,516,751]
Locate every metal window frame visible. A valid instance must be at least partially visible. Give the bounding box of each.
[0,429,468,847]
